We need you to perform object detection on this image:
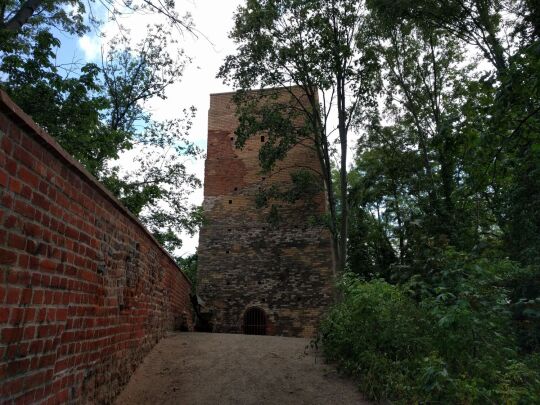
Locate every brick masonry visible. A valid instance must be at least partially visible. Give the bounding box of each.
[0,91,193,404]
[197,87,334,338]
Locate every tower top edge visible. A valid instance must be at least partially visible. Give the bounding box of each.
[210,85,315,97]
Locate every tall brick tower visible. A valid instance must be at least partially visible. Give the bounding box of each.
[197,87,334,337]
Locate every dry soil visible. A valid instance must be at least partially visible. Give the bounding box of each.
[115,332,368,405]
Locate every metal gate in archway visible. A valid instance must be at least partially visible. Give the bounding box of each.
[243,307,266,335]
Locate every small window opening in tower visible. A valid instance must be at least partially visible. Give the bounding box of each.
[261,135,265,142]
[229,200,232,204]
[230,137,234,141]
[234,187,238,191]
[226,250,230,254]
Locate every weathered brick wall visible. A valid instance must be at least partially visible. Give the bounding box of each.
[0,91,193,404]
[197,87,334,338]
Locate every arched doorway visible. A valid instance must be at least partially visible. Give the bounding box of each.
[243,307,266,335]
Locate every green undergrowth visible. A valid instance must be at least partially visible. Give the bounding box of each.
[319,254,540,403]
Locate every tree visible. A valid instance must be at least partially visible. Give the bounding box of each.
[97,28,202,253]
[177,253,197,291]
[0,3,203,256]
[0,26,113,175]
[347,14,485,279]
[0,0,194,35]
[366,0,540,266]
[219,0,378,274]
[348,0,540,354]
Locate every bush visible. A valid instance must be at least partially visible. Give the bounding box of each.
[502,264,540,353]
[321,276,429,401]
[320,257,540,403]
[177,253,198,293]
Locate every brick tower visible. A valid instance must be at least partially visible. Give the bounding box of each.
[196,87,334,337]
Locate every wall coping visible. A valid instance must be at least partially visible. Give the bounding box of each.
[0,90,191,286]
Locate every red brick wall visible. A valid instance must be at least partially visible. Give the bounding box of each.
[0,91,193,404]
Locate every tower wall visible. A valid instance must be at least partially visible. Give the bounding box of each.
[197,87,334,337]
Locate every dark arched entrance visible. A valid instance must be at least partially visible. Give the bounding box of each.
[243,307,266,335]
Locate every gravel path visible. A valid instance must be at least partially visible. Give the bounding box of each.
[115,332,368,405]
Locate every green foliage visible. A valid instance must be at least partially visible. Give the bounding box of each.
[346,203,397,279]
[321,261,540,403]
[343,2,540,384]
[254,168,324,226]
[321,276,430,401]
[0,0,88,40]
[502,265,540,354]
[356,0,540,268]
[1,5,202,254]
[0,23,114,175]
[177,254,198,292]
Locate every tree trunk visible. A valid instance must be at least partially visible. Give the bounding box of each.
[309,94,340,278]
[337,76,348,274]
[2,0,43,32]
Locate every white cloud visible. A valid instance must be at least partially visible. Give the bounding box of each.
[79,1,244,254]
[78,35,101,61]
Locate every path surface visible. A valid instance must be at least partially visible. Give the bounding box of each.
[115,332,368,405]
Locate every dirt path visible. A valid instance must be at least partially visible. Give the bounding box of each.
[115,332,368,405]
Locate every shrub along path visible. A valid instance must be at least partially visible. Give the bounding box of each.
[115,332,367,405]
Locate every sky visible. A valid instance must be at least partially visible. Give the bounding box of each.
[53,0,357,257]
[56,0,245,256]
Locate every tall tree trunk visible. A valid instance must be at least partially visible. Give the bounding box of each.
[312,107,340,278]
[392,189,405,264]
[337,75,348,273]
[1,0,43,32]
[474,0,507,75]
